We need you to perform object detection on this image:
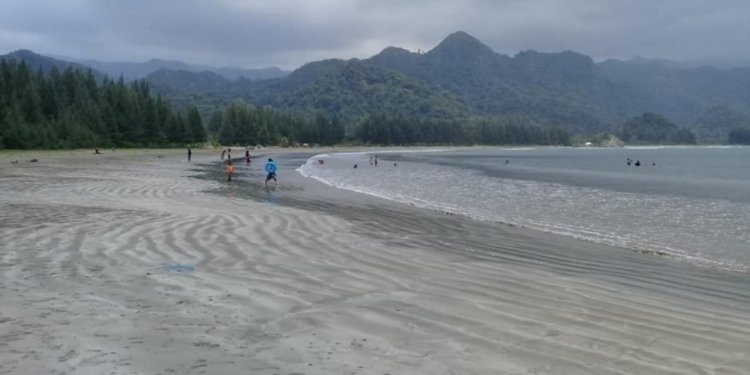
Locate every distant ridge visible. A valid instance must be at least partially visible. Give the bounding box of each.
[146,68,231,93]
[63,56,290,81]
[75,58,194,80]
[138,30,750,137]
[7,31,750,141]
[0,50,104,78]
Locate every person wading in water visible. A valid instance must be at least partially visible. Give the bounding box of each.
[225,160,235,182]
[264,158,278,186]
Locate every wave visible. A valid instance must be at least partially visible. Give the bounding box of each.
[296,152,749,274]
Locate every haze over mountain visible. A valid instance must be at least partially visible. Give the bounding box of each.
[4,1,750,70]
[0,50,105,79]
[54,55,289,81]
[143,31,750,140]
[1,50,288,81]
[4,31,750,142]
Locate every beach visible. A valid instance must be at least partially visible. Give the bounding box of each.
[1,149,749,375]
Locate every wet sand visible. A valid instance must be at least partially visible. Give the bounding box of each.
[1,149,749,374]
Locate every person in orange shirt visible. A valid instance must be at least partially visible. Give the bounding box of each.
[225,160,234,182]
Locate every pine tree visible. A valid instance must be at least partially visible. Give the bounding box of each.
[207,110,223,138]
[187,107,206,143]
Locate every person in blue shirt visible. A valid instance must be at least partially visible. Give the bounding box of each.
[264,158,278,186]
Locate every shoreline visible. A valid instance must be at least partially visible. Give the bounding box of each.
[290,149,748,275]
[2,149,749,374]
[201,150,750,296]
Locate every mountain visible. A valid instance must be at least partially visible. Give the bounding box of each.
[65,56,289,81]
[247,59,469,121]
[427,31,498,63]
[74,58,195,80]
[692,105,750,143]
[140,32,750,138]
[146,68,232,94]
[367,32,750,134]
[211,66,288,81]
[144,58,468,123]
[0,50,104,78]
[368,32,603,132]
[15,31,746,140]
[597,61,750,116]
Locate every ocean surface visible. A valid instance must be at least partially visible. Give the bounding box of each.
[297,147,750,272]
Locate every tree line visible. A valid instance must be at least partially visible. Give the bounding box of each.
[618,112,697,144]
[208,102,345,147]
[728,128,750,144]
[208,103,571,147]
[9,57,725,149]
[0,59,206,149]
[356,114,571,145]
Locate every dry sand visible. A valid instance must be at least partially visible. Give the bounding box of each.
[1,149,749,374]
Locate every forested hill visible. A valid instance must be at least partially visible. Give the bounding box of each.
[0,50,290,82]
[70,58,289,81]
[5,32,750,144]
[140,31,750,139]
[367,31,750,133]
[0,50,105,79]
[243,59,470,121]
[145,59,470,123]
[368,32,604,132]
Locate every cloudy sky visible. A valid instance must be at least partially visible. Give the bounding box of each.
[1,0,748,69]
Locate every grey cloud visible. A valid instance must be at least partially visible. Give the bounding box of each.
[1,0,749,69]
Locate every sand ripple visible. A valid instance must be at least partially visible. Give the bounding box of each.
[1,152,748,374]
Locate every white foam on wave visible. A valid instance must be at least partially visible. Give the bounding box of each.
[296,152,750,274]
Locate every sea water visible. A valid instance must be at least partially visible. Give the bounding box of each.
[297,147,750,272]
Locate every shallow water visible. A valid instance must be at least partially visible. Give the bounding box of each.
[298,147,750,272]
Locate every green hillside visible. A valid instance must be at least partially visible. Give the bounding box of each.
[6,31,750,145]
[139,31,750,143]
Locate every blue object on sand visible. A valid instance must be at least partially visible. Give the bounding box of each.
[161,263,194,272]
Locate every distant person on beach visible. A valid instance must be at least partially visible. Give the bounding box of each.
[264,158,278,185]
[225,160,234,182]
[221,150,226,160]
[369,156,373,166]
[188,148,192,162]
[245,150,251,164]
[635,160,641,167]
[94,148,101,155]
[394,162,397,167]
[374,155,378,166]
